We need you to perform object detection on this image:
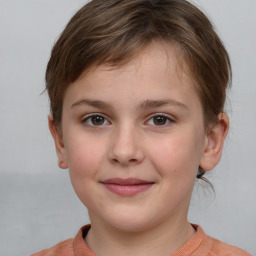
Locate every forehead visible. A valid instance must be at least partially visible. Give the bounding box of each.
[63,42,199,110]
[76,42,192,87]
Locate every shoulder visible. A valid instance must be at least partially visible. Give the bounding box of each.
[30,225,91,256]
[199,233,252,256]
[30,238,74,256]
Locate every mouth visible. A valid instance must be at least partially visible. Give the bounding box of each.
[100,178,155,196]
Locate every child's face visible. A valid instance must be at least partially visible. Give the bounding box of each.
[54,43,212,232]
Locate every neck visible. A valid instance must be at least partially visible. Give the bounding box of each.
[85,214,195,256]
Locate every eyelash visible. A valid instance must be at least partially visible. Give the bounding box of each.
[81,113,175,127]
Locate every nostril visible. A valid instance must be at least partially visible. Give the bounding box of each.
[112,158,119,163]
[112,158,137,164]
[111,158,139,165]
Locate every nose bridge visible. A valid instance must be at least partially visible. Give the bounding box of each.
[109,122,144,165]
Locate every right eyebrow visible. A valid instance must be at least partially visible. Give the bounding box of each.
[70,99,110,109]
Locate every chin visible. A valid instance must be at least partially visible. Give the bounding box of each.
[100,207,161,233]
[110,219,153,233]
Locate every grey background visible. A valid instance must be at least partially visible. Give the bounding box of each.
[0,0,255,255]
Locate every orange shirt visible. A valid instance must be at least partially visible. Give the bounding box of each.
[31,225,252,256]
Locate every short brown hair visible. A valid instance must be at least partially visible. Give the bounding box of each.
[46,0,231,130]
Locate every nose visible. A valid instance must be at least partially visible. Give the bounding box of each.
[108,125,145,166]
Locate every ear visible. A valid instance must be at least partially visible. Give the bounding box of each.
[48,115,68,169]
[200,113,229,171]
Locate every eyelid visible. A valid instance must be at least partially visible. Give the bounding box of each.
[147,113,175,120]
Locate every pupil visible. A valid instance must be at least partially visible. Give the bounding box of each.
[153,116,166,125]
[92,116,104,125]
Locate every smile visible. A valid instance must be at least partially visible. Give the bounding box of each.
[100,178,155,196]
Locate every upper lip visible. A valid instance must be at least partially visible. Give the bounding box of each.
[100,178,154,185]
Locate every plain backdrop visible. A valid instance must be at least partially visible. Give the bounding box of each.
[0,0,255,255]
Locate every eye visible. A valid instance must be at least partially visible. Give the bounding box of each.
[82,114,110,126]
[146,114,174,126]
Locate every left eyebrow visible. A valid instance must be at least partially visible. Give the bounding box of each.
[137,99,189,111]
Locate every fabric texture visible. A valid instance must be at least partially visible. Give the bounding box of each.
[31,224,252,256]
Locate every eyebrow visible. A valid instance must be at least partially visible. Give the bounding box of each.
[137,99,189,111]
[71,98,188,111]
[71,99,109,109]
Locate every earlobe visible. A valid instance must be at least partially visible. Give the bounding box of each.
[200,113,229,171]
[48,115,68,169]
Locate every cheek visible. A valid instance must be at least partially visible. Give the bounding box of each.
[147,131,203,178]
[65,136,106,206]
[65,135,105,179]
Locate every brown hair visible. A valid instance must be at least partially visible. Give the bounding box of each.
[46,0,231,180]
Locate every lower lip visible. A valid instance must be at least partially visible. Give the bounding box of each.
[102,183,154,196]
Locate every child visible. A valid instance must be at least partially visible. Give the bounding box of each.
[32,0,252,255]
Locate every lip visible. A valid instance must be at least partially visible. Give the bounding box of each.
[100,178,155,196]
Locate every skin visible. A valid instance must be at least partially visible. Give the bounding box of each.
[49,43,229,256]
